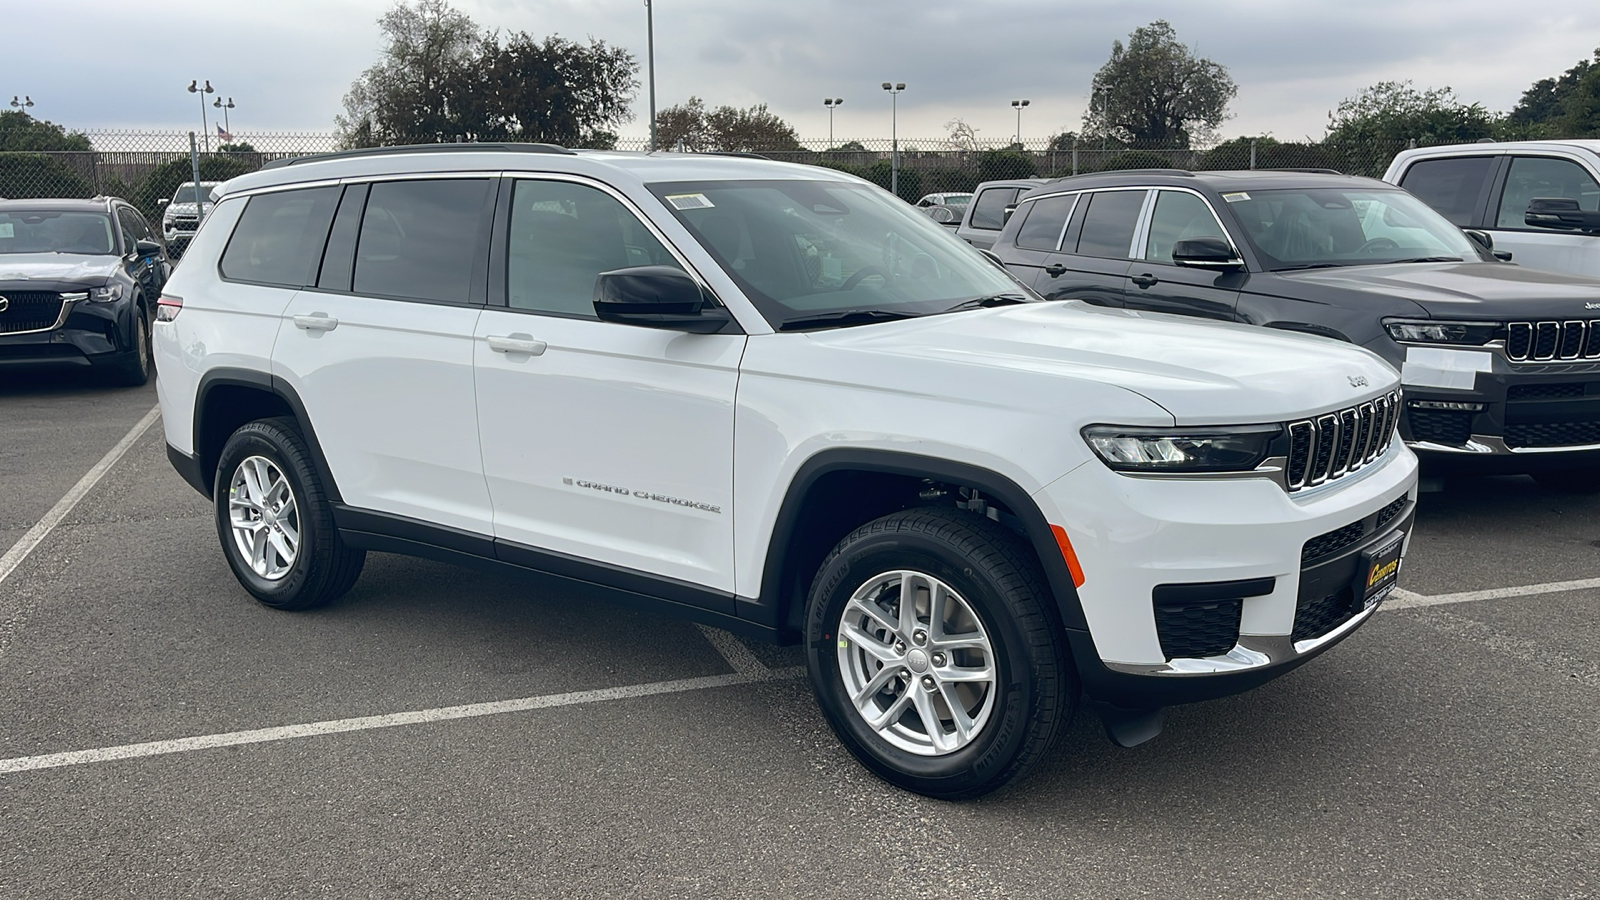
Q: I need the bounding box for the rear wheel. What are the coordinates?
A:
[805,507,1075,799]
[214,417,365,610]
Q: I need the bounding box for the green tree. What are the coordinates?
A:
[0,110,92,152]
[1324,81,1498,147]
[337,0,480,147]
[1083,20,1237,146]
[1509,48,1600,137]
[469,32,638,147]
[0,154,94,199]
[217,141,257,153]
[654,98,801,152]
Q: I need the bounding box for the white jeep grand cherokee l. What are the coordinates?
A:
[155,144,1418,798]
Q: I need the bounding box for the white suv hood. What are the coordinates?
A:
[814,302,1399,424]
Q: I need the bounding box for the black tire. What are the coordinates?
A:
[804,507,1075,799]
[107,303,152,387]
[1532,468,1600,494]
[213,417,365,610]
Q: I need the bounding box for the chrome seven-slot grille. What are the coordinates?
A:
[1504,320,1600,362]
[1285,392,1400,492]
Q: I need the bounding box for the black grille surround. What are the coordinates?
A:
[0,291,66,334]
[1505,420,1600,448]
[1154,599,1243,660]
[1407,407,1474,446]
[1285,392,1400,491]
[1302,494,1409,564]
[1292,587,1356,642]
[1294,493,1413,643]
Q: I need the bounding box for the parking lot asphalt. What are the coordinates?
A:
[2,383,1597,899]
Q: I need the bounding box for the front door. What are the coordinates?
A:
[1486,155,1600,276]
[1122,189,1243,321]
[473,176,745,601]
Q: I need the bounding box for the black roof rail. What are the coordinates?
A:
[261,142,575,171]
[1051,168,1194,179]
[1258,167,1345,175]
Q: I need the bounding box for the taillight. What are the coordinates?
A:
[155,294,183,322]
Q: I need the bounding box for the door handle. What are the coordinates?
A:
[1044,264,1067,277]
[486,334,548,356]
[293,313,339,331]
[1130,273,1160,289]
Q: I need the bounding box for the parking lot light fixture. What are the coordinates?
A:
[213,96,235,136]
[824,98,843,147]
[187,79,215,151]
[883,82,905,197]
[10,95,34,112]
[1011,99,1030,144]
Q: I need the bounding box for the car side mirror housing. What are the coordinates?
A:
[1001,205,1017,225]
[133,239,163,257]
[593,265,731,334]
[157,199,169,208]
[1172,237,1245,270]
[1525,197,1600,234]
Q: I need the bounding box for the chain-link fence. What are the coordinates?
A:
[0,128,1492,223]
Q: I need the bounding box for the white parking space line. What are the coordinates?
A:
[0,405,161,590]
[1,666,807,776]
[1387,578,1600,611]
[696,623,772,675]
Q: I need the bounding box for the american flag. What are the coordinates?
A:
[216,124,233,142]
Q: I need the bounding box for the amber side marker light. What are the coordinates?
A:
[1050,525,1085,588]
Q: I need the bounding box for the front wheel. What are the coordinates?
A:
[214,417,365,610]
[107,304,152,387]
[805,508,1075,799]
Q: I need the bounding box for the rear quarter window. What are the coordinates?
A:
[219,187,341,287]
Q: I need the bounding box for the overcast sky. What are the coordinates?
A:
[9,0,1600,144]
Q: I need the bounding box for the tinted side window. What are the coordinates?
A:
[354,179,491,303]
[219,187,340,287]
[970,187,1020,230]
[1495,156,1600,229]
[1073,190,1146,259]
[1014,194,1077,251]
[1144,191,1229,263]
[118,208,152,243]
[507,179,680,318]
[1400,157,1494,226]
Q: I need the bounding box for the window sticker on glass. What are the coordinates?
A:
[1222,192,1251,203]
[666,193,715,210]
[0,223,13,238]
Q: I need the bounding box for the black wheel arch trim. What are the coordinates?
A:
[191,367,343,504]
[752,448,1091,642]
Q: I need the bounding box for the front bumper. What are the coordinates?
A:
[0,296,134,369]
[1033,440,1418,708]
[1399,348,1600,472]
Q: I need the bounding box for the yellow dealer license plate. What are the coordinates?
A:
[1358,531,1404,610]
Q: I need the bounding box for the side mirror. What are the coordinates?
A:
[1494,250,1514,262]
[1462,228,1493,250]
[1172,236,1245,270]
[157,199,169,208]
[133,239,163,257]
[1525,198,1600,234]
[593,266,731,333]
[1001,205,1017,225]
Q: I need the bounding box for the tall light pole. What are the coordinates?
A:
[645,0,656,151]
[881,82,904,197]
[213,96,235,136]
[10,95,34,113]
[187,80,214,151]
[1011,99,1030,144]
[823,98,843,147]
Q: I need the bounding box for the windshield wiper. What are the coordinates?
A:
[777,309,923,332]
[939,293,1031,313]
[1382,256,1463,264]
[1271,263,1347,272]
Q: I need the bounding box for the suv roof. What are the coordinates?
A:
[1393,138,1600,159]
[1023,169,1394,197]
[0,197,121,213]
[221,145,847,199]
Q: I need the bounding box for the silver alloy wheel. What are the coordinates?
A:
[835,569,997,756]
[227,455,300,581]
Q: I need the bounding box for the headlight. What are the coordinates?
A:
[89,284,126,303]
[1383,319,1497,345]
[1083,424,1281,473]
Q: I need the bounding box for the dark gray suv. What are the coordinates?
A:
[989,169,1600,490]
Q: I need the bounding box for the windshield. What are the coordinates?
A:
[1225,187,1482,270]
[170,182,220,204]
[649,179,1026,328]
[0,211,116,255]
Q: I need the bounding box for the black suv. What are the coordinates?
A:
[0,197,169,385]
[990,169,1600,490]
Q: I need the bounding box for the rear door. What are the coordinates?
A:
[1122,188,1244,321]
[1031,188,1146,307]
[997,192,1078,288]
[1483,154,1600,276]
[271,177,496,536]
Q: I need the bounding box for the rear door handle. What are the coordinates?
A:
[1044,264,1067,277]
[486,334,548,356]
[293,313,339,331]
[1130,273,1160,289]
